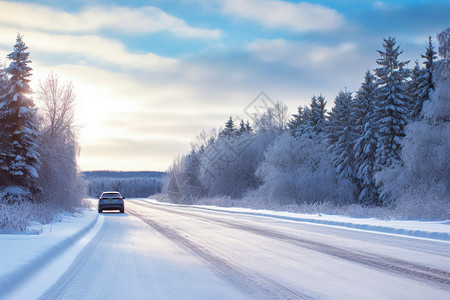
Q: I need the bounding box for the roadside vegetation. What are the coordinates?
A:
[163,28,450,220]
[0,35,86,232]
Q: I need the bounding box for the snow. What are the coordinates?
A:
[1,198,449,299]
[145,199,450,242]
[0,208,99,299]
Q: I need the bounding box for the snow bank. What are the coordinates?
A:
[0,208,99,298]
[145,199,450,242]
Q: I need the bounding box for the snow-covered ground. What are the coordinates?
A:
[1,198,449,299]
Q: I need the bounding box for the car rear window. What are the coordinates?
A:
[101,193,121,198]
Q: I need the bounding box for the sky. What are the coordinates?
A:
[0,0,448,171]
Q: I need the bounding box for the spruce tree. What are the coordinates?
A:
[327,90,355,180]
[238,119,246,135]
[421,36,437,92]
[305,95,327,136]
[353,71,379,205]
[408,61,428,120]
[219,116,236,137]
[0,34,41,192]
[287,106,305,131]
[374,36,410,170]
[245,120,253,133]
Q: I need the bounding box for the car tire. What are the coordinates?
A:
[120,208,124,213]
[98,209,102,213]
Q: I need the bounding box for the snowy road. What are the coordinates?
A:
[39,199,450,299]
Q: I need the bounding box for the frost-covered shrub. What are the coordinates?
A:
[0,201,57,233]
[256,132,357,205]
[200,132,270,199]
[0,186,32,203]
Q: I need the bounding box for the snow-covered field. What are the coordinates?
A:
[1,198,449,299]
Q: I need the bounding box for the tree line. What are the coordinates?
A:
[164,28,449,219]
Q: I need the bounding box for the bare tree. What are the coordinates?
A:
[35,72,85,210]
[37,72,76,139]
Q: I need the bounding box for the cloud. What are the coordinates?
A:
[220,0,345,32]
[246,38,357,66]
[0,1,221,39]
[0,27,178,71]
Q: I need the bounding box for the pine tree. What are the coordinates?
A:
[310,95,327,134]
[238,119,248,135]
[219,116,236,138]
[245,120,253,133]
[294,106,311,137]
[437,27,449,76]
[0,34,41,193]
[421,36,437,92]
[408,61,428,120]
[374,36,410,170]
[327,90,356,180]
[305,95,327,136]
[409,37,437,120]
[287,106,305,131]
[353,71,379,205]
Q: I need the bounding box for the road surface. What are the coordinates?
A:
[39,199,450,299]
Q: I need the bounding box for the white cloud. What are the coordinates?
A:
[246,38,357,66]
[0,27,178,71]
[220,0,345,32]
[0,1,221,39]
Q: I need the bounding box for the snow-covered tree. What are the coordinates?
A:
[327,90,356,181]
[408,37,437,120]
[353,71,379,205]
[238,119,253,135]
[421,36,437,92]
[374,36,410,172]
[35,73,85,210]
[437,27,449,76]
[375,57,450,218]
[219,116,236,138]
[408,61,429,120]
[256,132,356,205]
[0,34,41,194]
[287,106,304,131]
[200,133,261,198]
[306,95,327,135]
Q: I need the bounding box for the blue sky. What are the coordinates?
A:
[0,0,449,171]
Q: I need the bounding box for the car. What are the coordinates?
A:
[98,191,125,213]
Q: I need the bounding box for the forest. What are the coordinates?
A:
[163,28,449,220]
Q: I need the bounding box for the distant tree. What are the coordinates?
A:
[219,116,236,138]
[0,34,41,194]
[272,101,289,130]
[287,106,304,131]
[307,95,327,135]
[245,120,253,133]
[353,71,379,205]
[293,106,311,137]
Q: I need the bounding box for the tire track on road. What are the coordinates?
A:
[127,206,309,300]
[131,201,450,291]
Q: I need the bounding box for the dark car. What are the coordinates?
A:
[98,191,125,213]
